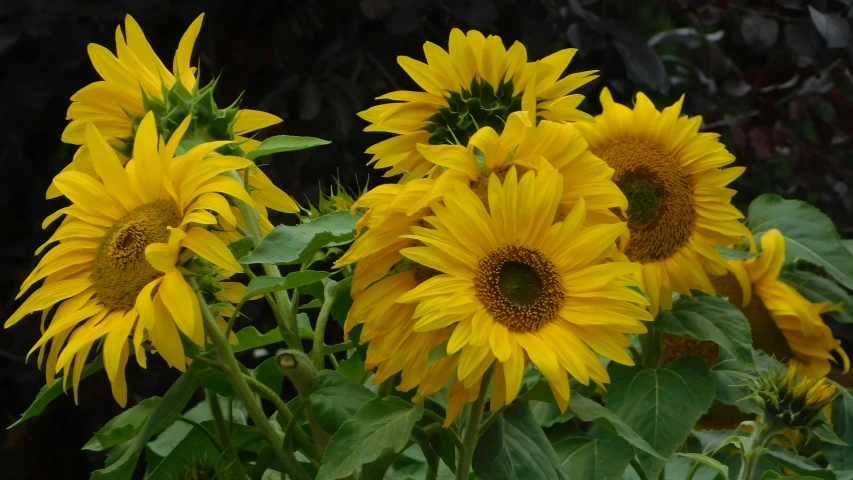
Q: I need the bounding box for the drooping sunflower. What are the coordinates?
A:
[360,29,598,178]
[56,14,297,216]
[395,168,652,413]
[714,229,849,379]
[6,113,251,405]
[578,88,751,315]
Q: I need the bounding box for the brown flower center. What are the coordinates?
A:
[595,141,695,263]
[92,200,181,311]
[474,245,563,332]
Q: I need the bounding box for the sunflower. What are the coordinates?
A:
[6,112,252,406]
[55,14,297,215]
[578,88,751,315]
[714,229,849,379]
[395,168,651,413]
[360,29,598,179]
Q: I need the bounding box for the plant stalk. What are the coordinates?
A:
[456,367,494,480]
[736,416,784,480]
[206,389,245,477]
[311,288,337,370]
[640,322,661,367]
[193,279,311,480]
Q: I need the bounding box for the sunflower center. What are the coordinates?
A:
[595,141,695,263]
[426,78,522,146]
[92,200,181,311]
[474,245,563,332]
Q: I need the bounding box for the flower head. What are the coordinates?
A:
[7,112,250,405]
[753,361,837,430]
[578,88,751,315]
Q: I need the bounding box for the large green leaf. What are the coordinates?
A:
[240,212,360,266]
[782,270,853,324]
[602,356,716,480]
[91,366,199,479]
[766,445,837,480]
[747,194,853,290]
[762,473,830,480]
[148,421,263,479]
[826,388,853,470]
[316,396,424,480]
[711,354,761,414]
[83,397,162,451]
[233,326,284,353]
[675,453,729,480]
[310,371,376,435]
[245,135,330,160]
[548,423,633,480]
[656,293,754,364]
[146,397,247,459]
[241,271,331,300]
[472,403,569,480]
[568,395,662,458]
[8,356,104,428]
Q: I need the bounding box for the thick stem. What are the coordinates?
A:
[206,390,245,477]
[640,322,661,368]
[193,279,311,480]
[456,368,494,480]
[241,372,316,460]
[278,351,329,453]
[736,416,784,480]
[311,290,337,370]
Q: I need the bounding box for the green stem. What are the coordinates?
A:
[630,459,650,480]
[241,372,316,460]
[278,351,330,454]
[456,367,493,480]
[312,289,337,370]
[640,322,661,367]
[477,405,507,437]
[377,375,396,398]
[206,390,243,476]
[178,414,223,452]
[192,278,311,480]
[684,461,701,480]
[736,416,784,480]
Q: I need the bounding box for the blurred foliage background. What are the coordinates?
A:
[1,0,852,477]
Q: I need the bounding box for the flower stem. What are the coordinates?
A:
[241,372,317,460]
[640,322,661,367]
[206,390,244,477]
[192,278,311,480]
[456,367,493,480]
[278,350,330,454]
[311,288,337,370]
[736,416,784,480]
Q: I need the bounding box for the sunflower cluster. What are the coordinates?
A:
[5,15,297,405]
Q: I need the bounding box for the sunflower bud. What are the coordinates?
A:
[751,361,837,430]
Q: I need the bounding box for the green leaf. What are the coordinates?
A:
[782,270,853,324]
[656,292,754,364]
[310,371,376,435]
[602,356,716,480]
[711,354,761,414]
[761,472,830,480]
[83,397,162,451]
[827,388,853,469]
[233,326,284,353]
[147,397,247,458]
[815,422,848,446]
[9,355,104,428]
[245,135,330,160]
[316,396,424,480]
[766,445,837,479]
[91,366,199,479]
[254,356,285,394]
[568,395,662,459]
[717,247,762,261]
[427,340,452,366]
[242,271,331,301]
[530,401,575,428]
[473,403,569,480]
[748,194,853,290]
[675,453,729,480]
[336,351,371,384]
[548,424,633,480]
[240,212,360,266]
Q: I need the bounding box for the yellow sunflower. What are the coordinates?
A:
[360,29,597,178]
[578,88,751,315]
[396,168,651,413]
[714,229,849,378]
[55,14,297,215]
[6,112,252,406]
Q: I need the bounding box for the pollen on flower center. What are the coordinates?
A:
[474,245,563,332]
[92,200,181,311]
[595,141,695,263]
[426,79,522,146]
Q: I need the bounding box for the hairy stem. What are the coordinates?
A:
[311,288,337,370]
[456,367,493,480]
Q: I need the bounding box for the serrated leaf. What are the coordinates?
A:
[748,194,853,291]
[310,371,376,435]
[232,326,284,353]
[9,356,104,428]
[717,247,762,261]
[245,135,330,160]
[568,395,662,459]
[336,351,371,384]
[473,403,569,480]
[808,6,849,48]
[602,356,716,480]
[83,397,162,451]
[656,293,754,364]
[548,424,633,480]
[241,271,331,300]
[316,396,423,480]
[782,270,853,324]
[675,453,729,480]
[240,212,360,265]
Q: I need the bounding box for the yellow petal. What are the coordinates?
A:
[183,227,242,274]
[158,270,196,339]
[234,109,282,134]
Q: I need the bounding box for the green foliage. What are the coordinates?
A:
[245,135,331,160]
[83,397,162,451]
[310,371,376,435]
[242,271,331,300]
[549,424,634,480]
[602,356,716,480]
[240,211,360,265]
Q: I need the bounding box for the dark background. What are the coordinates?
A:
[1,0,852,477]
